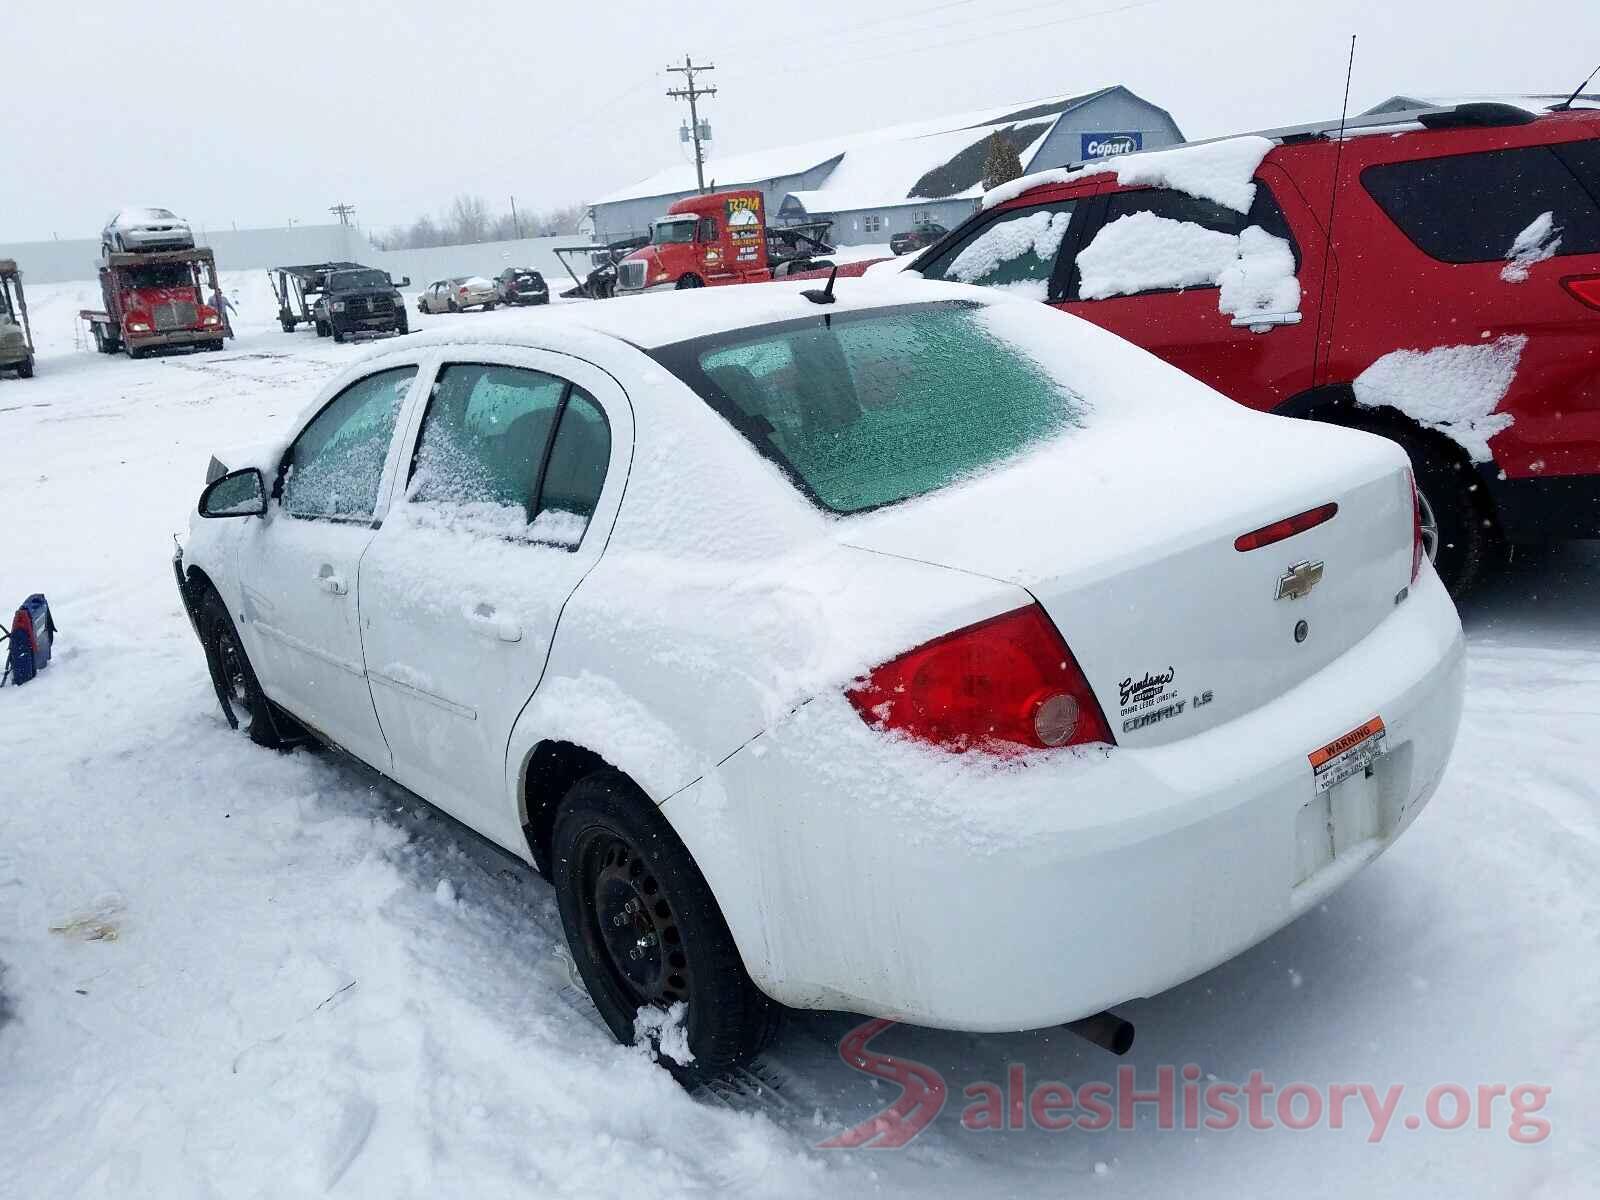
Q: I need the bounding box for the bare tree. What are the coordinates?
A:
[448,195,491,244]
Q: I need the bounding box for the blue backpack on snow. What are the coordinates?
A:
[3,594,57,686]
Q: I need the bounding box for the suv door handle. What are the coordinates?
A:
[315,567,348,596]
[464,603,522,643]
[1231,311,1303,332]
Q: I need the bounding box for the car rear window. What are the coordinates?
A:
[652,302,1084,514]
[1362,143,1600,263]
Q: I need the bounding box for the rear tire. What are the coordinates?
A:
[197,588,281,748]
[16,356,33,378]
[1352,419,1497,595]
[332,325,346,344]
[552,771,775,1079]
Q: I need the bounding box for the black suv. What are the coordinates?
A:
[313,268,409,342]
[495,267,550,306]
[890,222,948,255]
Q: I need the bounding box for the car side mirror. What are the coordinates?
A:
[199,467,267,518]
[393,275,411,287]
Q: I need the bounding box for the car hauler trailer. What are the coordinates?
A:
[613,190,834,296]
[0,260,35,378]
[80,247,225,358]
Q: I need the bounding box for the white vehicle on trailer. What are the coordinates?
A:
[173,278,1465,1075]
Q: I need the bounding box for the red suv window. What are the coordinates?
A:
[1361,142,1600,263]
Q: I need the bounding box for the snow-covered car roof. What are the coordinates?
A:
[110,206,183,226]
[397,277,1007,353]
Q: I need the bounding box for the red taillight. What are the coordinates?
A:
[1233,502,1339,552]
[846,605,1114,753]
[13,606,34,652]
[1409,470,1424,583]
[1562,274,1600,310]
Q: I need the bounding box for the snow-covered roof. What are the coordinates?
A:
[391,276,996,352]
[592,88,1119,208]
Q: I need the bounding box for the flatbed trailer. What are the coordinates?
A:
[79,247,225,358]
[269,261,364,333]
[0,259,35,378]
[554,237,649,300]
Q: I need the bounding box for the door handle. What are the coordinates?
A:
[1231,311,1303,333]
[464,602,522,643]
[315,567,348,596]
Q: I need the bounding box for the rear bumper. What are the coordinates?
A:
[674,566,1465,1030]
[1484,468,1600,541]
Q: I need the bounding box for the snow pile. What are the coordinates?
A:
[944,209,1071,298]
[1354,335,1527,461]
[1077,214,1300,319]
[1077,212,1238,299]
[1218,225,1302,318]
[982,135,1274,212]
[1501,211,1561,282]
[634,1001,695,1067]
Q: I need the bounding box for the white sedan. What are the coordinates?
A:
[100,206,195,255]
[176,279,1465,1075]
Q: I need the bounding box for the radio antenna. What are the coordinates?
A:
[1552,62,1599,111]
[1310,35,1356,390]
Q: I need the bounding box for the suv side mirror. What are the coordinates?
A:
[199,467,267,518]
[391,275,410,287]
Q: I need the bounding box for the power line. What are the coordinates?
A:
[666,56,717,193]
[328,202,356,226]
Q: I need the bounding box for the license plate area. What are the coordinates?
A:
[1294,717,1389,886]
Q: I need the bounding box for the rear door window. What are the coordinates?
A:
[918,201,1077,299]
[407,363,610,547]
[1362,145,1600,262]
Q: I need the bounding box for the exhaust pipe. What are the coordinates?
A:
[1064,1010,1135,1056]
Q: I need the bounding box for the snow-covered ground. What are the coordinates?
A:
[0,277,1596,1198]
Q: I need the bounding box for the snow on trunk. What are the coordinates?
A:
[1500,212,1561,282]
[1353,335,1527,462]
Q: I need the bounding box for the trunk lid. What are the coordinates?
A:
[841,411,1416,747]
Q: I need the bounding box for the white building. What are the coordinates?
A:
[588,86,1184,247]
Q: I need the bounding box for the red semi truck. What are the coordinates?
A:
[613,190,835,295]
[80,247,226,358]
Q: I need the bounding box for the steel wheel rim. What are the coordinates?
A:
[579,831,691,1009]
[216,630,251,711]
[1417,487,1441,562]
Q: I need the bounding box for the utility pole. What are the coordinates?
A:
[666,55,716,193]
[510,194,522,240]
[328,202,356,226]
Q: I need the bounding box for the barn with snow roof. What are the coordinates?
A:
[587,87,1183,247]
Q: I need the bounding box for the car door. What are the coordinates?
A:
[357,348,630,846]
[233,362,422,769]
[1054,170,1330,411]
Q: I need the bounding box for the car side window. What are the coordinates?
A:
[1362,145,1600,263]
[919,201,1076,300]
[1073,183,1299,301]
[281,366,417,521]
[409,364,567,534]
[532,391,611,548]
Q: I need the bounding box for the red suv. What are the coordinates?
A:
[905,100,1600,593]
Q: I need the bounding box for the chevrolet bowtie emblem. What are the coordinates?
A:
[1276,560,1324,601]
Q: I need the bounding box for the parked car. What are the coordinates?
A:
[100,207,195,256]
[418,276,498,313]
[890,221,948,255]
[176,280,1464,1076]
[310,267,408,342]
[901,99,1600,595]
[495,267,550,306]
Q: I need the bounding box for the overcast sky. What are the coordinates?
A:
[3,0,1594,241]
